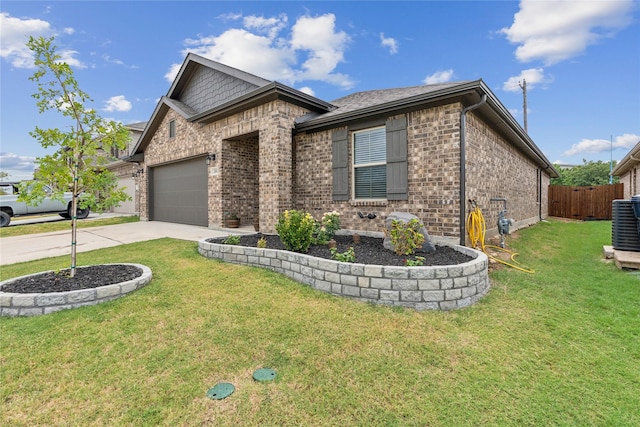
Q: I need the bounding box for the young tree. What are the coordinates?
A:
[21,36,131,277]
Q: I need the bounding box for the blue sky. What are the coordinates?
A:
[1,0,639,181]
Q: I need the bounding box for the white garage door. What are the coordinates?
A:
[113,176,136,214]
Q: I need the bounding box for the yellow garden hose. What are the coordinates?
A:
[466,201,535,274]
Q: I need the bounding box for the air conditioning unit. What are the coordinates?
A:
[612,199,640,252]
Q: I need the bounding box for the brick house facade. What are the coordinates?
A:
[130,53,557,245]
[612,140,640,198]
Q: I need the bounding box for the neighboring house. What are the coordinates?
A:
[130,53,557,244]
[105,121,146,214]
[612,140,640,198]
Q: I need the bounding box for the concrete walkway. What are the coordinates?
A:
[0,220,255,266]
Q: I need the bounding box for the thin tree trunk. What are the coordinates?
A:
[70,141,79,278]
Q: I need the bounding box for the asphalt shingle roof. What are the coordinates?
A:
[297,81,472,125]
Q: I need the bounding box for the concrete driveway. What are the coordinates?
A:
[0,220,255,266]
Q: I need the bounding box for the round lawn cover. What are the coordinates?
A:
[207,382,234,400]
[253,368,277,382]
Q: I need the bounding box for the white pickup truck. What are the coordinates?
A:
[0,182,89,227]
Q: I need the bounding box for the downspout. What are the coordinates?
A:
[459,94,487,246]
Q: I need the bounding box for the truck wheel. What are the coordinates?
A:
[0,211,10,227]
[77,207,90,219]
[67,205,90,220]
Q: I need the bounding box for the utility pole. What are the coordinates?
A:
[519,79,528,133]
[610,135,613,184]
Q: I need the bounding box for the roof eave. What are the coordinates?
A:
[191,82,335,124]
[612,141,640,176]
[294,80,485,133]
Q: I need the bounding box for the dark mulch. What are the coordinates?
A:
[1,265,143,294]
[208,234,474,266]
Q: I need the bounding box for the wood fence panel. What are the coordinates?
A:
[548,184,624,220]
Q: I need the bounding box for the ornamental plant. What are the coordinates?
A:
[330,246,355,263]
[404,256,426,266]
[390,219,425,256]
[314,210,341,244]
[276,210,316,252]
[222,235,241,245]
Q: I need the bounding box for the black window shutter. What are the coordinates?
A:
[386,116,408,200]
[332,129,349,201]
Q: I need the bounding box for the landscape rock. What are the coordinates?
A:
[383,212,436,254]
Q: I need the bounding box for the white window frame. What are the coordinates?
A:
[352,126,386,200]
[169,120,176,139]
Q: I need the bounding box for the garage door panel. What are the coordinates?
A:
[113,176,136,214]
[151,158,208,226]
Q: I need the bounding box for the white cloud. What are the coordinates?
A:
[423,69,454,85]
[103,54,138,69]
[298,86,315,96]
[500,0,634,65]
[0,12,52,68]
[164,63,182,83]
[103,95,132,112]
[166,13,354,89]
[380,33,398,54]
[564,133,640,156]
[0,12,84,69]
[0,152,37,180]
[58,49,86,69]
[243,14,288,39]
[503,67,553,92]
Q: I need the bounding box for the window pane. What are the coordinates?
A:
[355,165,386,198]
[354,128,386,165]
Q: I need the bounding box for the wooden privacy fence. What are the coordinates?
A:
[548,184,624,220]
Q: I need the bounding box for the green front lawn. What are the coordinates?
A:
[1,220,638,426]
[0,215,139,238]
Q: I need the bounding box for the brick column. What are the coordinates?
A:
[258,124,293,233]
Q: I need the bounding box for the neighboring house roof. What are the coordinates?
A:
[612,140,640,176]
[124,121,147,132]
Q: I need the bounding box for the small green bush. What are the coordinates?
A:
[404,256,425,266]
[313,211,341,244]
[276,210,316,253]
[257,236,267,248]
[222,235,241,245]
[390,219,425,256]
[330,246,355,263]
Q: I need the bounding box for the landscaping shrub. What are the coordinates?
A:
[276,210,316,252]
[390,219,425,255]
[314,211,341,244]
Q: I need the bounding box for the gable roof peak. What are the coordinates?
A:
[167,53,272,99]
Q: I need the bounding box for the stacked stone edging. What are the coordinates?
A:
[0,263,152,317]
[198,239,489,310]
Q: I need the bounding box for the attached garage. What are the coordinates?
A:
[150,157,208,226]
[113,176,136,214]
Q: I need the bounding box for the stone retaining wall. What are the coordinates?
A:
[198,240,489,310]
[0,264,152,317]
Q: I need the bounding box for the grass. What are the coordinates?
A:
[1,219,638,426]
[0,215,139,238]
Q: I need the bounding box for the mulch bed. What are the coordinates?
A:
[208,234,474,267]
[1,264,143,294]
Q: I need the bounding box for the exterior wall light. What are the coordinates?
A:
[206,153,216,165]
